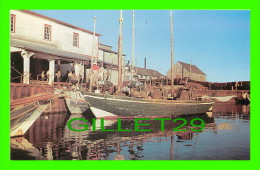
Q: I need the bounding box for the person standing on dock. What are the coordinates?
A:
[46,70,50,82]
[55,71,61,82]
[89,64,99,91]
[68,71,73,83]
[41,70,45,81]
[70,71,78,85]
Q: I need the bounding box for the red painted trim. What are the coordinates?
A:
[11,14,16,33]
[73,32,79,47]
[20,10,102,36]
[44,24,52,41]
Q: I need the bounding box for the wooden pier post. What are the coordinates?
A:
[117,10,123,93]
[48,60,55,85]
[21,50,34,84]
[170,10,174,98]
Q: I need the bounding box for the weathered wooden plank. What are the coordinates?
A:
[11,104,49,137]
[11,93,57,108]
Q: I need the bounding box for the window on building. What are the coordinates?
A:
[11,14,16,33]
[44,24,51,41]
[73,33,79,47]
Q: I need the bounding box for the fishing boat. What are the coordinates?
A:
[83,10,214,117]
[83,91,214,117]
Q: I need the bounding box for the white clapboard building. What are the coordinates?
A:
[10,10,101,84]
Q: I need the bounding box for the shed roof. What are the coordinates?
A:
[134,67,164,77]
[170,61,206,75]
[178,61,206,75]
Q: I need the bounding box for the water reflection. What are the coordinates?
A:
[213,103,250,119]
[11,103,250,160]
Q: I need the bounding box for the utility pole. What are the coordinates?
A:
[170,10,174,98]
[118,10,123,92]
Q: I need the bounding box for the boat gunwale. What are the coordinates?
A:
[83,91,215,105]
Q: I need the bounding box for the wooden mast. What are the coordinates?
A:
[170,10,174,98]
[117,10,123,92]
[91,15,97,68]
[89,15,97,92]
[131,10,135,81]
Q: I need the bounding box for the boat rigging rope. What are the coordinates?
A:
[11,66,23,76]
[11,66,34,80]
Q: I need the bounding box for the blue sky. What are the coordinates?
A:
[33,10,250,82]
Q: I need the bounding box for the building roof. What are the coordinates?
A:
[99,43,112,48]
[134,67,165,77]
[99,43,126,56]
[11,39,120,66]
[99,47,116,54]
[19,10,102,36]
[178,61,206,75]
[11,38,93,61]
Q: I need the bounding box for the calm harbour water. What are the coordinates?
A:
[11,103,250,160]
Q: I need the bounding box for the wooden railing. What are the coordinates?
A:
[11,82,88,101]
[10,83,54,101]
